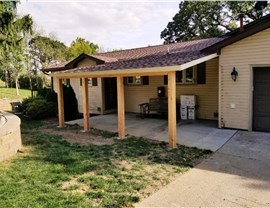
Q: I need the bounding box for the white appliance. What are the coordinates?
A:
[180,106,187,120]
[180,95,196,120]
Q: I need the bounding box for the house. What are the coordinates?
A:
[43,14,270,147]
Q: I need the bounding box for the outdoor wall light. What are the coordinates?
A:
[231,67,238,82]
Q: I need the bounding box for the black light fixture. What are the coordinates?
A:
[231,67,238,82]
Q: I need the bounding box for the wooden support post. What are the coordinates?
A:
[117,76,125,139]
[82,78,90,132]
[168,71,177,148]
[57,78,64,127]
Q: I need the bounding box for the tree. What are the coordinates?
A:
[28,35,68,88]
[67,37,99,59]
[0,1,33,95]
[161,1,270,43]
[29,35,68,69]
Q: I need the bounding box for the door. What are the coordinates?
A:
[253,67,270,132]
[104,78,117,110]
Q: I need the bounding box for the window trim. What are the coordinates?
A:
[88,78,98,87]
[126,76,143,85]
[176,66,197,84]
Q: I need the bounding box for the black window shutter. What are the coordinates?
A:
[197,62,206,84]
[92,78,98,86]
[80,78,82,86]
[142,76,149,85]
[164,75,168,85]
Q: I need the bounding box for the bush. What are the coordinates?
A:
[21,96,57,120]
[63,85,79,121]
[21,96,43,111]
[21,85,78,121]
[37,88,57,103]
[26,98,57,120]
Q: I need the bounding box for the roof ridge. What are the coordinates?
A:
[98,37,219,55]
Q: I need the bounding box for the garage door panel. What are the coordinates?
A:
[253,117,270,132]
[253,67,270,132]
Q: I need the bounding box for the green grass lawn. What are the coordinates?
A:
[0,118,212,207]
[0,80,5,87]
[0,87,32,100]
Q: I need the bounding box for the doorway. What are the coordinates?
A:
[104,78,117,110]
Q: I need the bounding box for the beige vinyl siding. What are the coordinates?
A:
[219,28,270,130]
[177,58,218,120]
[124,58,219,120]
[52,56,103,115]
[77,58,96,67]
[124,76,163,113]
[77,78,103,114]
[53,77,102,115]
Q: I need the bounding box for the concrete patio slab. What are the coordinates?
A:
[135,131,270,207]
[66,113,237,151]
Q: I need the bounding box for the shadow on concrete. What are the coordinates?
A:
[66,113,237,152]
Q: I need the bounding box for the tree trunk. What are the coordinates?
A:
[29,76,33,97]
[15,77,19,96]
[5,70,9,88]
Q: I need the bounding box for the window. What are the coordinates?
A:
[164,63,206,85]
[185,67,194,83]
[126,76,142,85]
[88,78,98,86]
[64,79,70,86]
[80,78,98,86]
[176,66,196,84]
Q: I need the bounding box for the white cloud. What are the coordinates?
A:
[18,1,179,50]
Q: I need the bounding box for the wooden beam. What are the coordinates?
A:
[168,71,177,148]
[117,76,125,139]
[82,78,90,131]
[52,69,174,79]
[51,70,168,79]
[57,78,64,127]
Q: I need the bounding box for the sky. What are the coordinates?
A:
[17,0,180,51]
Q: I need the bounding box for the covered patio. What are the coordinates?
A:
[51,38,225,149]
[66,114,237,151]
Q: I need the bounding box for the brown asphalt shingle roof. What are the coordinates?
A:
[57,37,224,74]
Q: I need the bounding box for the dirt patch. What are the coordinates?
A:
[42,128,114,146]
[112,160,135,170]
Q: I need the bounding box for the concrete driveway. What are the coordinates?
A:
[136,131,270,207]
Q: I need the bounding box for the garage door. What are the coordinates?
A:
[253,67,270,132]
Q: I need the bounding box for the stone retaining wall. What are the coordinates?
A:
[0,111,22,162]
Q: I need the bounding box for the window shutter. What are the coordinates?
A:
[142,76,149,85]
[197,62,206,84]
[92,78,98,86]
[80,78,82,86]
[164,75,168,85]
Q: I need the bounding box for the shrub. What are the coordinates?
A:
[63,85,78,121]
[37,88,57,103]
[26,99,57,120]
[21,96,43,111]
